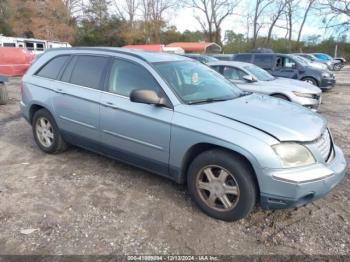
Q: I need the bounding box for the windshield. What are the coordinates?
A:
[291,55,308,66]
[154,61,243,104]
[244,64,275,81]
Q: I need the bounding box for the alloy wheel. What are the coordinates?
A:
[196,165,240,212]
[36,117,54,148]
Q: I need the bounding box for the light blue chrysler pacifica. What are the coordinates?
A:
[20,48,347,221]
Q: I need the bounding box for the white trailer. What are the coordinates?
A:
[0,35,71,54]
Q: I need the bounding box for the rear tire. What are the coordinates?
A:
[302,77,318,86]
[187,150,257,221]
[0,83,8,105]
[32,108,67,154]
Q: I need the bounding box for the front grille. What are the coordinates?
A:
[313,129,333,162]
[312,94,320,100]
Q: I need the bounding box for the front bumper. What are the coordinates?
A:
[291,95,321,111]
[320,76,336,89]
[260,145,347,209]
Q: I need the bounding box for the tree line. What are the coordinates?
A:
[0,0,349,56]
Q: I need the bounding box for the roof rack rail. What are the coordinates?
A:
[45,47,148,62]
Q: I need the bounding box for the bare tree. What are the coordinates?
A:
[266,0,287,43]
[62,0,83,18]
[114,0,140,25]
[296,0,316,43]
[251,0,274,47]
[322,0,350,32]
[139,0,179,43]
[191,0,239,44]
[86,0,110,25]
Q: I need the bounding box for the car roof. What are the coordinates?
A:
[44,47,191,63]
[207,61,252,67]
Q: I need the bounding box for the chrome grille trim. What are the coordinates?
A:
[312,129,334,163]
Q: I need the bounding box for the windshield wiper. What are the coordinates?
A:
[187,97,233,105]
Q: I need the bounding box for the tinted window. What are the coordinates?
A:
[108,59,160,97]
[3,43,16,47]
[254,54,273,68]
[234,54,252,62]
[223,66,246,80]
[26,42,34,50]
[69,56,109,89]
[36,55,69,79]
[36,43,44,51]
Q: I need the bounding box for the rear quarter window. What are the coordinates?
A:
[36,55,70,80]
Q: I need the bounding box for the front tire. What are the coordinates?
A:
[302,77,318,86]
[187,150,257,221]
[32,109,67,154]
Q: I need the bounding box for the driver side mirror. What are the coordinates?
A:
[130,89,167,107]
[243,75,257,83]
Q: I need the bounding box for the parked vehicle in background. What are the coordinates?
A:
[0,35,71,54]
[292,54,328,70]
[21,47,347,221]
[0,75,8,105]
[295,53,333,70]
[0,47,36,76]
[208,61,322,111]
[313,53,345,71]
[211,54,234,61]
[233,53,336,90]
[183,54,219,64]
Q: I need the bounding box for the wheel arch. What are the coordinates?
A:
[179,143,261,195]
[301,76,319,87]
[270,93,291,101]
[28,103,53,124]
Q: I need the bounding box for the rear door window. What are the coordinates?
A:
[36,55,70,80]
[254,54,273,68]
[68,55,109,89]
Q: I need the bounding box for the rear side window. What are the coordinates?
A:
[36,55,69,80]
[108,59,160,97]
[234,54,252,62]
[254,54,273,68]
[69,55,109,89]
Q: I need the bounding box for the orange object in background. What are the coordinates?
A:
[0,47,36,76]
[122,44,164,52]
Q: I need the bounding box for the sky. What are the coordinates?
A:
[166,1,349,42]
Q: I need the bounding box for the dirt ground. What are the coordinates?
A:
[0,73,349,255]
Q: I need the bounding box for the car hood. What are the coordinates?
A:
[194,94,326,142]
[266,78,322,94]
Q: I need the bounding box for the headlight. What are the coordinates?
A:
[293,92,314,98]
[272,143,315,168]
[322,72,331,78]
